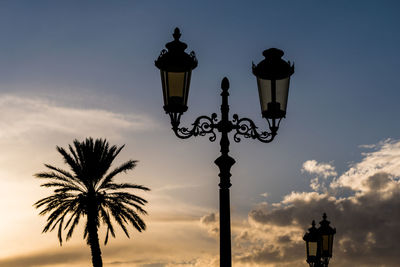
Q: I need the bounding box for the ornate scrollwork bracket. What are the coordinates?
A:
[232,114,278,143]
[169,112,219,141]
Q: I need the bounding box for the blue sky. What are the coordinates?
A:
[0,1,399,266]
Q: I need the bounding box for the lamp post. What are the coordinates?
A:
[303,213,336,267]
[155,28,294,267]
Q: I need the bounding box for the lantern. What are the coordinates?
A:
[318,213,336,258]
[155,28,198,114]
[252,48,294,119]
[303,220,320,264]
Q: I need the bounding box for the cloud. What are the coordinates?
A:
[0,94,157,141]
[301,160,337,192]
[331,138,400,192]
[200,212,217,225]
[359,144,376,149]
[199,212,219,237]
[233,139,400,267]
[109,257,220,267]
[165,258,219,267]
[302,160,337,178]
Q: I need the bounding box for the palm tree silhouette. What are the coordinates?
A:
[34,137,150,267]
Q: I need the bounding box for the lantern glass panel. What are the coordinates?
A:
[322,235,329,252]
[257,77,272,113]
[160,71,192,112]
[256,76,290,118]
[276,77,290,112]
[168,72,185,99]
[308,241,318,257]
[161,71,168,105]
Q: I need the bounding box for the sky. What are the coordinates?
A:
[0,1,400,266]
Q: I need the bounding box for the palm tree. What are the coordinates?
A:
[34,137,150,267]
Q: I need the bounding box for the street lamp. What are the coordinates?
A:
[303,213,336,267]
[155,28,294,267]
[303,220,320,266]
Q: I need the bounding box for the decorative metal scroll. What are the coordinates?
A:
[232,114,276,143]
[171,113,218,141]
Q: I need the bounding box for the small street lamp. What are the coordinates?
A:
[303,213,337,267]
[155,28,294,267]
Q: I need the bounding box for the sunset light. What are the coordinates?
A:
[0,1,399,267]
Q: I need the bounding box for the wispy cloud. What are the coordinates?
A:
[301,160,337,178]
[199,212,219,237]
[0,247,89,267]
[0,95,157,140]
[301,160,337,192]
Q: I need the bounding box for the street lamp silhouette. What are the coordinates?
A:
[155,27,294,267]
[303,213,336,267]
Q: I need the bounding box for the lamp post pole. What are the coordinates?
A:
[215,78,235,267]
[155,28,294,267]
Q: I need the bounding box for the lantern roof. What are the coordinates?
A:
[252,48,294,80]
[303,220,319,242]
[319,213,336,235]
[155,28,198,72]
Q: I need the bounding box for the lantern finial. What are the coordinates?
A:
[221,77,229,91]
[320,213,331,226]
[173,27,181,40]
[262,48,284,60]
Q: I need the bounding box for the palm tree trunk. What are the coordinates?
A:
[87,214,103,267]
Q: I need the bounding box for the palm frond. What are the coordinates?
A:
[43,164,86,187]
[65,208,83,241]
[125,208,146,232]
[97,161,138,190]
[105,183,149,192]
[35,171,74,184]
[100,206,115,245]
[39,182,83,193]
[107,191,148,205]
[43,164,74,179]
[106,200,131,237]
[56,146,84,183]
[57,217,64,245]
